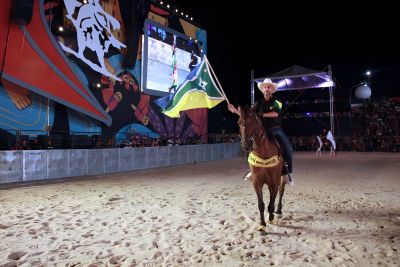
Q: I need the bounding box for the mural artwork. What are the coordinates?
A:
[0,0,209,149]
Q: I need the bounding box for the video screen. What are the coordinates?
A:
[141,19,201,96]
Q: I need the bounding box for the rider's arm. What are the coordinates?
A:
[227,103,240,116]
[262,111,278,118]
[262,99,281,118]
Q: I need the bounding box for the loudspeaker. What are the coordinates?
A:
[11,0,34,26]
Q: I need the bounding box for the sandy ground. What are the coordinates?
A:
[0,152,399,267]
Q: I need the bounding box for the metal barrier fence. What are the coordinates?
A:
[0,142,241,184]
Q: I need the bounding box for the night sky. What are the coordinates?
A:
[171,1,400,107]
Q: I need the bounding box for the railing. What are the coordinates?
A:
[0,142,241,184]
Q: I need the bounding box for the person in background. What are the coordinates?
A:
[10,140,23,150]
[21,139,31,150]
[316,135,323,156]
[188,53,198,72]
[30,138,42,150]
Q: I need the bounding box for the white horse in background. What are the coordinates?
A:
[316,135,323,156]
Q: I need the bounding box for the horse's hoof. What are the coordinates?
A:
[268,215,277,224]
[268,214,275,222]
[259,231,267,236]
[257,225,266,232]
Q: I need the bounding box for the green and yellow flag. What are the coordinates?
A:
[155,59,225,118]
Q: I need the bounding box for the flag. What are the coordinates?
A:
[155,59,225,118]
[327,130,336,150]
[169,36,178,93]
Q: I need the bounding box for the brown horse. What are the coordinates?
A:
[238,106,286,232]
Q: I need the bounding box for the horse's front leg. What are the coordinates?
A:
[253,182,266,232]
[267,184,279,223]
[276,176,286,218]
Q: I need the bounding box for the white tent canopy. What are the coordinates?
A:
[255,65,334,91]
[251,64,336,134]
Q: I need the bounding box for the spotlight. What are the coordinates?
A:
[58,26,64,32]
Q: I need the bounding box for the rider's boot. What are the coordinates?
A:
[284,162,294,186]
[243,171,251,181]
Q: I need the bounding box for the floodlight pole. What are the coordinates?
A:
[366,70,371,103]
[328,64,334,136]
[250,69,255,106]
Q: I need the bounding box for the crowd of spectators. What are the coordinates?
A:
[289,98,400,152]
[117,134,205,148]
[8,134,207,150]
[3,99,399,152]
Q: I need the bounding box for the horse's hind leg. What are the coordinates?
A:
[253,182,266,231]
[276,176,286,218]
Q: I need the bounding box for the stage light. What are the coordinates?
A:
[175,9,178,12]
[96,83,101,88]
[181,12,184,16]
[167,4,170,8]
[319,81,334,87]
[366,70,371,76]
[58,26,64,32]
[160,1,163,4]
[190,17,193,20]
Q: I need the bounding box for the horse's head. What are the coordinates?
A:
[238,106,263,152]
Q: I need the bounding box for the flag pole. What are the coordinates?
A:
[204,56,230,104]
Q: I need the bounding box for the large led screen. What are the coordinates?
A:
[141,19,201,96]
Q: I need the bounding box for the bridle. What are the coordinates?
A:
[240,111,263,152]
[240,127,256,152]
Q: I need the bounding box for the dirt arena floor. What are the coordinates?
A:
[0,152,399,266]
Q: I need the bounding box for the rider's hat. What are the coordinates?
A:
[257,78,278,93]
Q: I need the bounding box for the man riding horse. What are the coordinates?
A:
[228,78,294,185]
